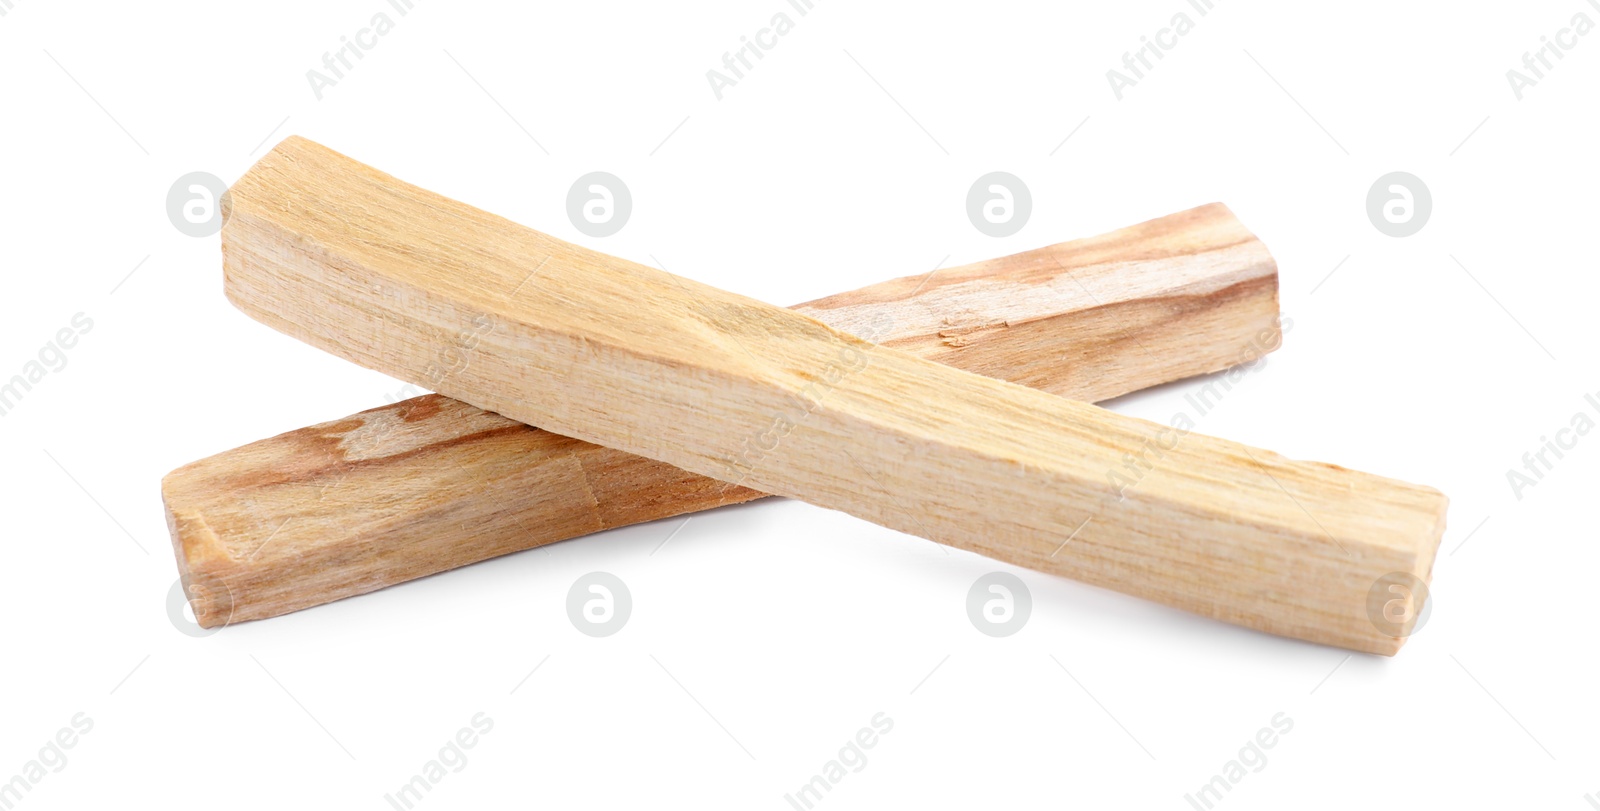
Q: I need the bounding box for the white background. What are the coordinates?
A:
[1,1,1596,808]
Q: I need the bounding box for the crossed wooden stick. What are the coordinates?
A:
[163,137,1445,654]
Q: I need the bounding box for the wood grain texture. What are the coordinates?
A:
[166,200,1280,628]
[215,137,1447,653]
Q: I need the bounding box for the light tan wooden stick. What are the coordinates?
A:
[216,137,1447,653]
[166,200,1280,628]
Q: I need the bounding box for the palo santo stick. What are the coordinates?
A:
[219,137,1447,653]
[166,201,1281,627]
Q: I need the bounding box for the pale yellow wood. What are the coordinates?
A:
[217,137,1447,653]
[166,202,1280,627]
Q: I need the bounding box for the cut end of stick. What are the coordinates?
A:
[1378,488,1448,656]
[162,473,237,629]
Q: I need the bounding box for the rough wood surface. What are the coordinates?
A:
[215,136,1447,653]
[167,199,1280,628]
